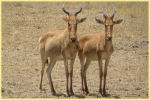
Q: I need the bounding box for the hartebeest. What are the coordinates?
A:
[39,5,86,96]
[78,9,123,96]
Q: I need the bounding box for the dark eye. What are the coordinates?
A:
[68,23,70,26]
[68,23,71,27]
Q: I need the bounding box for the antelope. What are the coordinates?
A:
[39,5,86,96]
[78,9,123,96]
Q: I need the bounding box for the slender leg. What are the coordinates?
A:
[39,61,46,90]
[39,47,47,90]
[103,57,110,96]
[70,57,76,96]
[83,59,91,94]
[81,64,84,94]
[46,60,56,95]
[64,58,70,96]
[78,51,85,94]
[97,52,103,96]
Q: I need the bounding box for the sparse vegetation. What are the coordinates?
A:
[2,2,148,98]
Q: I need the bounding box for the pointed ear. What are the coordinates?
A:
[113,19,123,24]
[78,17,86,23]
[62,16,69,22]
[95,18,104,24]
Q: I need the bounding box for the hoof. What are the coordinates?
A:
[67,94,70,97]
[84,88,89,95]
[66,91,70,97]
[102,90,107,97]
[70,91,74,96]
[102,94,107,97]
[85,90,89,95]
[81,88,84,94]
[102,92,109,97]
[39,86,42,90]
[97,93,103,98]
[52,91,56,96]
[81,89,89,95]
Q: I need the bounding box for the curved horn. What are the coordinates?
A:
[111,8,115,18]
[102,8,107,18]
[62,4,70,16]
[75,6,82,16]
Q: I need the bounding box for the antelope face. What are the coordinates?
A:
[62,5,86,43]
[104,16,114,41]
[95,9,123,41]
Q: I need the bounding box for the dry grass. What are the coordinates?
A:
[2,2,148,98]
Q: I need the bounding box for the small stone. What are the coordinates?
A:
[135,87,141,90]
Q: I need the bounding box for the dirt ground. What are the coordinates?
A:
[2,2,148,98]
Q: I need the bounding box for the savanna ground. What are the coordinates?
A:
[2,2,148,98]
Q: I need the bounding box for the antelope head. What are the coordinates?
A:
[95,8,123,41]
[62,4,86,43]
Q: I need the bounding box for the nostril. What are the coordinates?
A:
[72,39,76,42]
[71,38,76,42]
[107,37,112,41]
[108,37,112,40]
